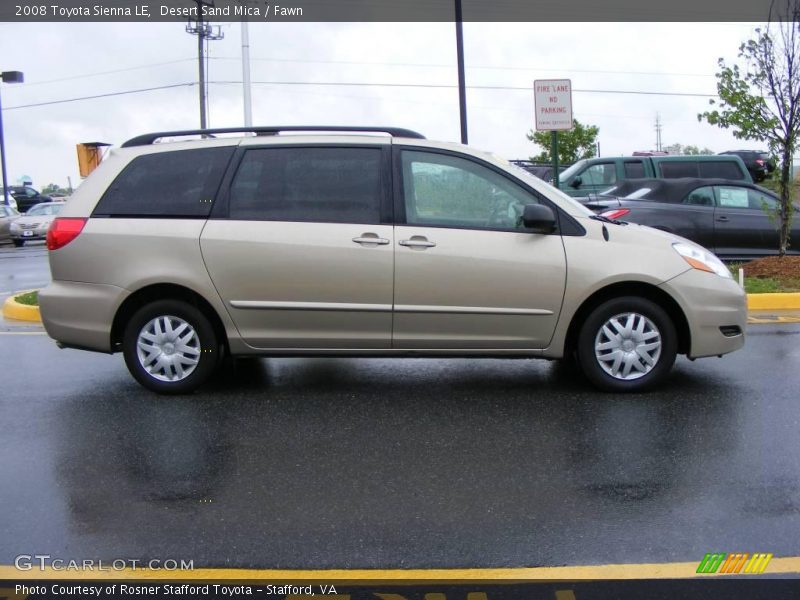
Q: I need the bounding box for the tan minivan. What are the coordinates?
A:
[39,127,746,394]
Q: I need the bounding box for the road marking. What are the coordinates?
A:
[1,557,799,580]
[0,331,45,335]
[748,316,800,324]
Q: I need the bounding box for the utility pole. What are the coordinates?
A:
[654,113,663,152]
[186,0,224,129]
[454,0,468,144]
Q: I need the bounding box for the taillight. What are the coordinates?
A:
[47,217,87,250]
[600,208,631,220]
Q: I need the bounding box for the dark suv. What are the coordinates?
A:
[718,150,776,182]
[2,186,53,212]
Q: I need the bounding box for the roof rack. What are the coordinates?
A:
[121,126,426,148]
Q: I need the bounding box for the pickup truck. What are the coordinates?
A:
[557,154,752,197]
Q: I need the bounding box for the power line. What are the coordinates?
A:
[12,60,196,87]
[221,79,717,97]
[3,83,195,110]
[209,56,715,78]
[5,56,715,92]
[2,79,714,112]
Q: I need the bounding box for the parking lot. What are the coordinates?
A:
[1,244,799,570]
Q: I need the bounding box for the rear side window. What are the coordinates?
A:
[682,186,715,206]
[623,161,646,178]
[659,161,698,178]
[699,161,744,179]
[228,147,383,224]
[94,147,234,217]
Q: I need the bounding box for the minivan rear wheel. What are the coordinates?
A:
[577,296,677,392]
[123,299,219,394]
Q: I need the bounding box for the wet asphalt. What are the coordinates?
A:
[1,243,799,570]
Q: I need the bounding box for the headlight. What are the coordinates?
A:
[10,222,20,231]
[673,242,731,278]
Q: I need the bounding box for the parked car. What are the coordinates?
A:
[558,154,753,197]
[718,150,776,182]
[39,126,746,395]
[579,178,799,261]
[0,204,21,245]
[1,186,53,212]
[10,201,65,247]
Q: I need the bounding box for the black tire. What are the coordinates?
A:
[576,296,677,393]
[13,239,24,247]
[122,299,220,394]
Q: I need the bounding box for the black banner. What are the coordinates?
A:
[3,580,800,600]
[0,0,784,23]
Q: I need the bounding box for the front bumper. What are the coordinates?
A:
[39,280,130,353]
[11,228,47,240]
[659,269,747,358]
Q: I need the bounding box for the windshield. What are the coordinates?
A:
[26,203,63,216]
[557,159,588,183]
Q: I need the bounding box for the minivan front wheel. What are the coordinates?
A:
[123,300,219,394]
[577,296,677,392]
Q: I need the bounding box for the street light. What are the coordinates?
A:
[0,70,24,206]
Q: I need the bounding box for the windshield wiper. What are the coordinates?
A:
[589,214,628,226]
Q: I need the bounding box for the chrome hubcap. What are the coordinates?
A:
[136,315,201,382]
[594,312,662,381]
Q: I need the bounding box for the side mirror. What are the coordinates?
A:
[522,204,556,233]
[570,175,582,189]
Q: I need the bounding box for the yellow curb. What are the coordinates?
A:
[2,290,41,322]
[747,292,800,310]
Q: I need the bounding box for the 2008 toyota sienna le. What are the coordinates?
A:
[38,126,746,394]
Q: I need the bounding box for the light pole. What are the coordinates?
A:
[454,0,468,145]
[0,70,24,206]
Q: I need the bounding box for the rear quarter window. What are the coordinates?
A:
[93,147,235,217]
[699,161,745,179]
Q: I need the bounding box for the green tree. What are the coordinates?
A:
[698,0,800,256]
[41,183,62,195]
[663,143,714,155]
[682,145,714,155]
[527,119,599,164]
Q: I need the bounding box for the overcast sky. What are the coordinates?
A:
[0,21,764,190]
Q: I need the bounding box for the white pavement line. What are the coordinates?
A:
[0,331,46,335]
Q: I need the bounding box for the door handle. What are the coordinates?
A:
[399,237,436,249]
[352,234,390,246]
[716,215,730,222]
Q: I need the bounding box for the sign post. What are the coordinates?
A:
[534,79,573,189]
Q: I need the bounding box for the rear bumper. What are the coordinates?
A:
[39,281,129,353]
[659,270,747,358]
